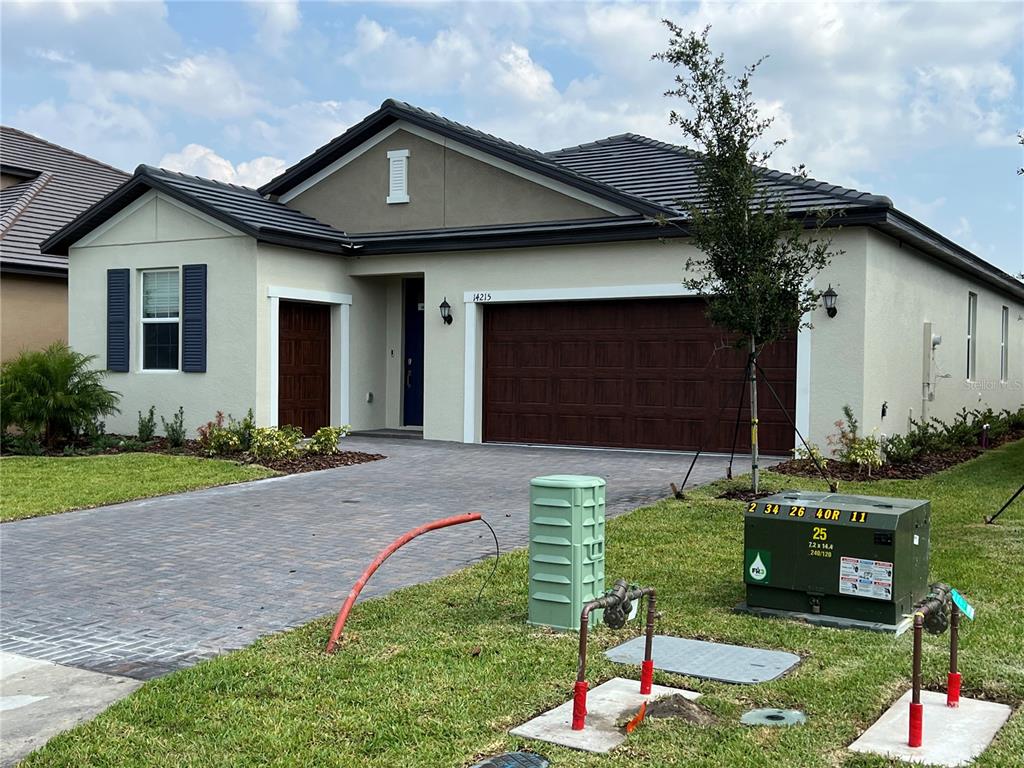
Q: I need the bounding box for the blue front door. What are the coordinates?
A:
[403,278,425,427]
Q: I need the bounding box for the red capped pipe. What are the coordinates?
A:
[325,512,482,653]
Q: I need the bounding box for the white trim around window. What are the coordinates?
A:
[266,286,353,428]
[967,291,978,381]
[139,267,181,373]
[461,283,810,452]
[1000,305,1009,382]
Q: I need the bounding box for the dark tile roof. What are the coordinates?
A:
[1,126,130,274]
[136,166,351,245]
[43,165,352,256]
[546,133,893,214]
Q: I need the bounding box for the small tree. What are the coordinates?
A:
[656,24,841,491]
[1,342,120,447]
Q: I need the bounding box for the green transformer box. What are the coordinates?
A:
[743,491,931,626]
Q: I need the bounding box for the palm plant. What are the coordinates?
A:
[1,343,120,447]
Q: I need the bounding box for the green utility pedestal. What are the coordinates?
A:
[527,475,606,631]
[744,491,931,627]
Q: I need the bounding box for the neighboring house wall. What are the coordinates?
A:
[860,229,1024,439]
[0,274,68,360]
[67,191,258,435]
[1,173,26,190]
[286,128,611,234]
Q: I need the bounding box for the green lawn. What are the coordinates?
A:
[0,453,277,522]
[21,442,1024,767]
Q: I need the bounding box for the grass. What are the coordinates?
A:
[0,453,278,522]
[20,441,1024,767]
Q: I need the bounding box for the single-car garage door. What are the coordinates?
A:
[483,298,796,454]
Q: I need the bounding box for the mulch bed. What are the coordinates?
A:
[771,430,1023,482]
[717,488,779,502]
[238,451,384,474]
[20,436,385,476]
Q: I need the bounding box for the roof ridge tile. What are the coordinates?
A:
[0,171,52,238]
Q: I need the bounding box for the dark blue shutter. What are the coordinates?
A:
[106,268,130,372]
[181,263,207,373]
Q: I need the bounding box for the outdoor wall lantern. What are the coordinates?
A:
[823,284,838,318]
[439,297,453,325]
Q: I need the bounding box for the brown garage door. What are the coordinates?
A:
[483,298,796,454]
[278,301,331,437]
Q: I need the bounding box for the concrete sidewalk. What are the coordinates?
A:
[0,652,141,767]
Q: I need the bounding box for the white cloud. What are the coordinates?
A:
[74,54,267,119]
[249,0,300,56]
[340,17,481,92]
[159,144,287,188]
[10,96,162,172]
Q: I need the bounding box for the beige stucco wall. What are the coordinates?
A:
[0,273,68,360]
[287,128,609,234]
[1,173,27,190]
[67,192,259,435]
[860,230,1024,439]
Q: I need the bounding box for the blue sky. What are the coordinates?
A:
[2,0,1022,274]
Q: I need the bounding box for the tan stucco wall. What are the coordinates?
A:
[287,129,609,234]
[860,230,1024,439]
[67,192,259,436]
[0,273,68,360]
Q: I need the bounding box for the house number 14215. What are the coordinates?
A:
[472,292,492,302]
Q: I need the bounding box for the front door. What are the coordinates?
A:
[403,278,425,427]
[278,301,331,436]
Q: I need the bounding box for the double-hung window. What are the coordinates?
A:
[966,291,977,380]
[141,269,180,370]
[1001,305,1009,382]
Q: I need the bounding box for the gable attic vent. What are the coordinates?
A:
[386,149,410,204]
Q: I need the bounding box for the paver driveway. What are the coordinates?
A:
[1,438,758,679]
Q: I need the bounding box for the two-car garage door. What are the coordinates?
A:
[483,298,796,454]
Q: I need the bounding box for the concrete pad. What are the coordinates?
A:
[849,689,1012,767]
[0,652,142,767]
[510,677,700,753]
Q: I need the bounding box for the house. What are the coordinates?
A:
[43,100,1023,452]
[1,127,129,360]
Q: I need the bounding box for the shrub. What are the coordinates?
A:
[197,412,242,456]
[827,405,882,474]
[86,419,120,453]
[0,343,120,447]
[882,433,920,464]
[792,442,828,468]
[249,426,302,461]
[161,406,187,449]
[307,425,351,455]
[137,406,157,442]
[1,432,44,456]
[196,409,255,455]
[116,437,146,452]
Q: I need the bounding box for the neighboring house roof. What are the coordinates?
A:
[44,165,354,256]
[0,126,130,276]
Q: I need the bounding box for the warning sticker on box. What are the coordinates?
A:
[839,556,894,601]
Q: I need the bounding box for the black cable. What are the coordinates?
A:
[475,517,500,601]
[986,483,1024,524]
[754,361,838,492]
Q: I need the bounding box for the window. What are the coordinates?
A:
[386,149,409,204]
[966,291,977,380]
[1001,305,1009,382]
[141,269,180,370]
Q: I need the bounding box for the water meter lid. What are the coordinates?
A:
[530,474,606,489]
